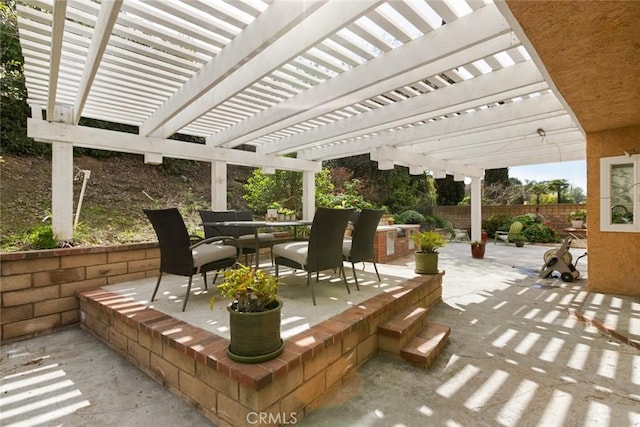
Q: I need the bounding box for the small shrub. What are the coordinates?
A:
[482,214,512,237]
[395,210,426,224]
[512,214,559,243]
[27,224,58,249]
[411,230,447,254]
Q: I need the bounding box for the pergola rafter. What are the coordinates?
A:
[15,0,586,240]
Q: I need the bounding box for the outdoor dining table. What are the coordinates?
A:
[201,220,312,268]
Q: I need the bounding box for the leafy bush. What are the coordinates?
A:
[27,224,58,249]
[411,230,447,254]
[324,179,375,210]
[421,215,438,230]
[512,214,559,243]
[395,210,426,224]
[482,214,513,238]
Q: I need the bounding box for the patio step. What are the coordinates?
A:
[400,322,450,369]
[378,306,430,354]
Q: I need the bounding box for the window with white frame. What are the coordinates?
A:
[600,155,639,232]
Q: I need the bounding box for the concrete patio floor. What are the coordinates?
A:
[2,242,638,426]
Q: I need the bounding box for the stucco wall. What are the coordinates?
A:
[586,126,640,296]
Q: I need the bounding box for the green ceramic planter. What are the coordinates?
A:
[227,299,284,363]
[414,252,439,274]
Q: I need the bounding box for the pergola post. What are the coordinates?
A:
[470,176,483,242]
[211,161,227,210]
[51,141,74,241]
[302,171,315,220]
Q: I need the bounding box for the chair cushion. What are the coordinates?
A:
[239,233,275,241]
[272,241,309,267]
[342,239,352,257]
[192,244,236,269]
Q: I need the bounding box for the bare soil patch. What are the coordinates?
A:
[0,153,252,251]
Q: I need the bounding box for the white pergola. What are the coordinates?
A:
[16,0,585,241]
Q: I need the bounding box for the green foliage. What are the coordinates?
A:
[394,210,426,224]
[567,208,587,221]
[27,224,58,249]
[322,178,375,210]
[244,167,377,214]
[243,169,301,214]
[435,175,465,206]
[547,179,570,203]
[326,156,437,216]
[512,214,559,243]
[411,230,447,254]
[482,214,513,237]
[214,264,279,313]
[0,1,43,155]
[485,168,509,186]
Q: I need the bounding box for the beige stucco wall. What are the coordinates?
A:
[586,125,640,296]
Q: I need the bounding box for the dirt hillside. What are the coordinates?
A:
[0,153,253,250]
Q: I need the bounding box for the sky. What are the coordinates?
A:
[509,160,587,193]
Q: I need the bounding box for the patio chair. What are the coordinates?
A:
[343,209,384,289]
[236,210,276,264]
[273,207,353,305]
[144,208,238,311]
[494,221,524,245]
[199,210,275,266]
[443,220,469,242]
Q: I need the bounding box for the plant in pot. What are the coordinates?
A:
[512,235,527,247]
[411,230,447,274]
[470,240,486,259]
[213,264,284,363]
[567,209,587,228]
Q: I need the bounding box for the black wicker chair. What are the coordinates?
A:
[342,209,384,289]
[144,208,238,311]
[198,210,275,266]
[272,207,352,305]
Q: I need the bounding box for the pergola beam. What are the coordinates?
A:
[28,119,321,172]
[373,146,484,178]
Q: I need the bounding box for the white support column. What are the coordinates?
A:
[302,171,315,220]
[470,177,482,242]
[211,161,227,210]
[51,142,74,241]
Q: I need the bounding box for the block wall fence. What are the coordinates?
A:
[0,203,584,343]
[433,203,587,234]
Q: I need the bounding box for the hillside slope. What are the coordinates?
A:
[0,153,253,251]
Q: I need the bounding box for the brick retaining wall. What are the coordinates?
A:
[0,242,160,342]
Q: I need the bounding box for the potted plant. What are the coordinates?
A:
[213,264,284,363]
[411,230,447,274]
[266,202,280,222]
[567,209,587,228]
[470,241,486,258]
[512,235,527,247]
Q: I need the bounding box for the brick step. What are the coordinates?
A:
[400,322,450,369]
[378,306,430,354]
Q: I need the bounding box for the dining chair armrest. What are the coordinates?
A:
[190,235,237,249]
